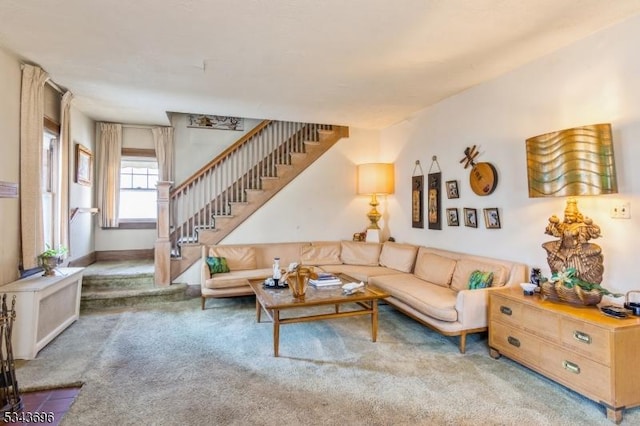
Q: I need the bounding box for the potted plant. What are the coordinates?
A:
[38,245,68,276]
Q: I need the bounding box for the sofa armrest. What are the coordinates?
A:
[201,260,210,288]
[455,287,505,329]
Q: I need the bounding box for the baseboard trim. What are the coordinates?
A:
[68,252,97,268]
[96,249,154,262]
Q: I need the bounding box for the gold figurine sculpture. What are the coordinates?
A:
[542,198,604,284]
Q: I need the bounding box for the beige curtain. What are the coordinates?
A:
[152,127,174,182]
[20,64,49,270]
[58,91,73,251]
[97,123,122,228]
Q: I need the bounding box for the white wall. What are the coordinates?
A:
[381,14,640,295]
[223,127,381,243]
[0,48,22,285]
[68,107,96,259]
[171,113,263,186]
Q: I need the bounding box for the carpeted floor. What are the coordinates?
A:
[15,297,640,425]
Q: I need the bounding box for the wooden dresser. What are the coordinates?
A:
[489,287,640,424]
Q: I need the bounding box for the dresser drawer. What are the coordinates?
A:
[490,294,526,327]
[490,321,540,364]
[491,294,560,343]
[560,317,611,365]
[522,304,560,343]
[541,344,612,403]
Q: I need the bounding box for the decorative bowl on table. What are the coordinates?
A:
[520,283,538,296]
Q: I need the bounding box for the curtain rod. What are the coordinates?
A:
[45,79,64,94]
[122,124,157,129]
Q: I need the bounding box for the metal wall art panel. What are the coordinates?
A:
[525,123,617,197]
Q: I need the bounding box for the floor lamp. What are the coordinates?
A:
[357,163,395,243]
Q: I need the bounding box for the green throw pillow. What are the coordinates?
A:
[468,270,494,290]
[206,256,230,276]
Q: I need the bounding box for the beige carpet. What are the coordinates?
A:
[15,297,639,425]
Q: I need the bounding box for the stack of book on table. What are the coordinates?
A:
[309,272,342,287]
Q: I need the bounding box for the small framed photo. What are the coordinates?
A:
[446,208,459,226]
[464,208,478,228]
[484,208,501,229]
[446,180,459,199]
[75,143,93,186]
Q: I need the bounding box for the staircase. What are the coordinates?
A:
[166,121,349,281]
[81,260,191,311]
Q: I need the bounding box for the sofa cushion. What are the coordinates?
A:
[451,259,507,292]
[378,242,418,273]
[203,268,272,290]
[301,242,341,266]
[369,274,458,322]
[205,256,230,276]
[413,251,457,288]
[468,270,494,289]
[318,264,402,283]
[339,241,381,266]
[208,246,257,270]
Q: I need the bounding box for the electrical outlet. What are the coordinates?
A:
[610,201,631,219]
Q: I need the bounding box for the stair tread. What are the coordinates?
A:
[83,260,154,275]
[83,272,154,280]
[82,283,187,300]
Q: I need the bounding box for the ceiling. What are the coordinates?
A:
[1,1,640,129]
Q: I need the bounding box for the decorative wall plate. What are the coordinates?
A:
[460,146,498,196]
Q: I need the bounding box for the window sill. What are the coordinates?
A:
[117,220,157,230]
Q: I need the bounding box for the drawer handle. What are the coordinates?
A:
[563,360,581,374]
[500,306,512,316]
[573,330,592,344]
[507,336,520,347]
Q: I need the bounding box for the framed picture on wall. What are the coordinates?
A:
[412,175,424,228]
[75,143,93,186]
[446,180,459,199]
[446,208,459,226]
[464,208,478,228]
[427,172,442,230]
[484,208,501,229]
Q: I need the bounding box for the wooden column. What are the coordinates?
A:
[155,181,172,286]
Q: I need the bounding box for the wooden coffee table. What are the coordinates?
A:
[249,274,389,357]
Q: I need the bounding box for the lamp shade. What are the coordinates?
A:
[357,163,395,195]
[525,123,617,197]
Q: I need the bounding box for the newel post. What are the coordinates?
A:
[155,181,173,286]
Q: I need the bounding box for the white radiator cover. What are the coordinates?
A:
[1,268,83,359]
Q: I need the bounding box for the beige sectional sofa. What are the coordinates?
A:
[201,240,526,353]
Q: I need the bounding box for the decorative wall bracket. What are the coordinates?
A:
[70,207,99,223]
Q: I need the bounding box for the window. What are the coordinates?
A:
[119,154,158,224]
[42,129,60,250]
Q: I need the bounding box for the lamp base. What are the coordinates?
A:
[541,197,604,284]
[365,229,381,243]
